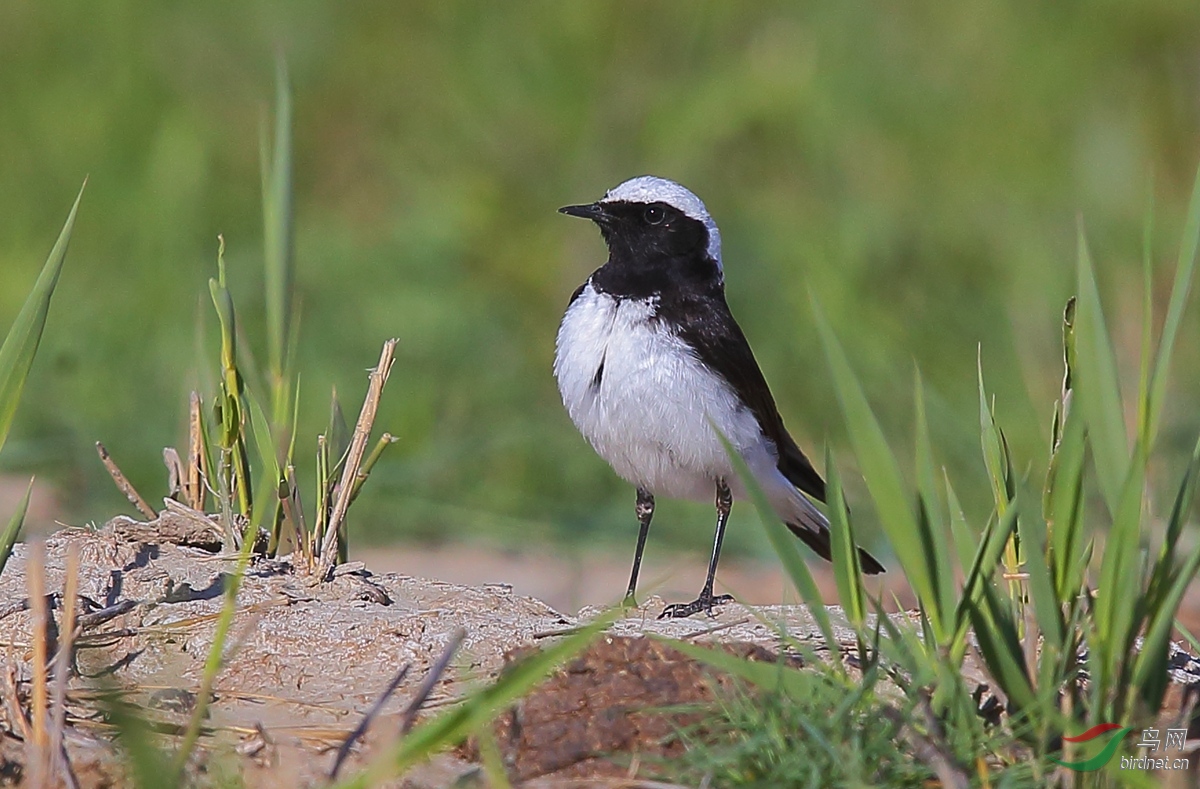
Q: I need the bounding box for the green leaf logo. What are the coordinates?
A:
[1050,725,1133,771]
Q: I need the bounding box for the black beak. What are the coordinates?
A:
[558,202,608,222]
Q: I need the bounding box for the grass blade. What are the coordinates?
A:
[1017,503,1062,653]
[967,582,1035,716]
[336,611,615,787]
[825,445,865,632]
[978,354,1023,612]
[209,237,252,521]
[714,427,838,654]
[262,54,294,415]
[1046,296,1077,493]
[327,386,350,473]
[1074,225,1128,513]
[1136,191,1155,447]
[171,498,261,781]
[665,637,816,698]
[1144,163,1200,448]
[915,369,955,637]
[1146,435,1200,615]
[99,691,173,789]
[1136,542,1200,713]
[1045,408,1088,602]
[0,478,32,575]
[1092,445,1146,705]
[944,474,975,577]
[951,503,1020,661]
[1132,437,1200,712]
[246,388,281,539]
[0,181,84,456]
[978,352,1015,520]
[813,299,944,641]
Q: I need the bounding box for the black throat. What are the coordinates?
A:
[589,203,723,303]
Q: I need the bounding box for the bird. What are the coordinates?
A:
[554,175,884,618]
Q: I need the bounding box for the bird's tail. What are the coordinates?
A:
[786,521,886,575]
[749,457,885,575]
[785,498,885,575]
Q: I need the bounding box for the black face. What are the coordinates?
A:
[559,199,719,299]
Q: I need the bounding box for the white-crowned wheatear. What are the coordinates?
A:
[555,176,884,618]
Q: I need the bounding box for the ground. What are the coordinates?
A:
[0,514,1195,787]
[0,514,880,787]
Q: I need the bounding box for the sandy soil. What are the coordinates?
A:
[355,541,1200,635]
[0,516,871,787]
[0,514,1195,788]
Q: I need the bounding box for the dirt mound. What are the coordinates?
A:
[5,517,1198,787]
[0,518,859,787]
[482,637,795,782]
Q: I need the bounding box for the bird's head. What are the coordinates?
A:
[559,176,723,276]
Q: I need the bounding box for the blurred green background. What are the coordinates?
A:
[2,1,1200,561]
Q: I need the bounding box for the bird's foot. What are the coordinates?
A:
[621,593,639,610]
[658,592,734,619]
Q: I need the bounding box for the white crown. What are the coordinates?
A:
[601,176,722,270]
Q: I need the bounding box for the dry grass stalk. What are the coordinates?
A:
[160,498,222,545]
[400,627,466,735]
[317,338,398,576]
[329,663,411,780]
[313,433,330,563]
[3,664,30,741]
[187,391,207,511]
[162,447,184,501]
[281,465,309,567]
[95,441,157,520]
[26,542,49,786]
[880,699,971,789]
[49,545,79,789]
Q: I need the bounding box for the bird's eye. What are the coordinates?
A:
[643,206,665,225]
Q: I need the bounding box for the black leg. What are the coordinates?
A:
[624,488,655,606]
[660,480,735,619]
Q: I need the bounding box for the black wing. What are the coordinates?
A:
[669,290,826,503]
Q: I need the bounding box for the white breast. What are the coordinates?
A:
[553,281,773,501]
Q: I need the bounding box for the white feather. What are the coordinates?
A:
[554,282,826,528]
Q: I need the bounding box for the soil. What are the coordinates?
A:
[480,637,799,782]
[0,514,1195,788]
[0,515,873,788]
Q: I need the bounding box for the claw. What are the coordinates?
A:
[657,593,734,619]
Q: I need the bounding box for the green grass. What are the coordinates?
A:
[3,4,1200,553]
[50,72,607,788]
[5,9,1200,785]
[0,182,83,572]
[655,163,1200,788]
[667,667,937,789]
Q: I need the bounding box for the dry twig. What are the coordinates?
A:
[187,391,207,511]
[880,696,970,789]
[4,664,30,741]
[400,627,466,735]
[49,545,80,789]
[281,465,309,566]
[329,663,411,780]
[95,442,157,519]
[76,600,137,631]
[162,447,184,501]
[27,542,50,786]
[317,338,398,576]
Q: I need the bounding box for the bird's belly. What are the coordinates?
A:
[554,289,766,499]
